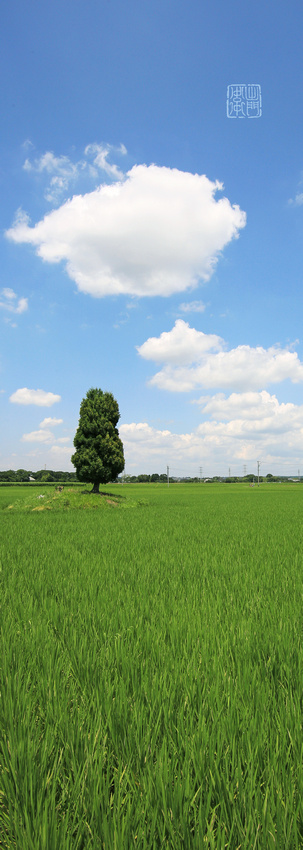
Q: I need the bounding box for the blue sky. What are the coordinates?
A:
[1,0,303,477]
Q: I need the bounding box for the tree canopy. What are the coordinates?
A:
[71,388,125,492]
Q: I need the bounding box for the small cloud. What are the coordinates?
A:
[23,150,85,204]
[50,445,73,455]
[10,388,61,406]
[84,143,126,181]
[288,172,303,206]
[2,288,16,300]
[179,300,206,314]
[22,139,34,151]
[39,416,63,428]
[22,142,127,205]
[288,193,303,206]
[4,319,17,328]
[22,429,54,443]
[113,310,130,329]
[15,297,28,314]
[0,288,28,316]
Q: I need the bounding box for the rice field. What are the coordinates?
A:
[1,482,303,849]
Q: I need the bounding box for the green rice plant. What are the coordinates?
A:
[1,483,303,847]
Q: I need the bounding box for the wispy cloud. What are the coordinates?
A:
[22,142,127,204]
[84,143,126,181]
[178,300,206,314]
[0,288,28,316]
[288,171,303,206]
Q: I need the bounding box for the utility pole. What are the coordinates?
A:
[199,466,203,482]
[257,460,261,486]
[167,465,169,487]
[243,464,247,478]
[229,467,231,479]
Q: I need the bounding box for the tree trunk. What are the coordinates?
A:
[91,482,100,493]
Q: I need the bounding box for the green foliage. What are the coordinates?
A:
[0,469,78,483]
[71,388,125,490]
[1,483,303,847]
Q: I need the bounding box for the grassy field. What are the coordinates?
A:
[1,482,303,849]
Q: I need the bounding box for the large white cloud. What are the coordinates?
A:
[6,165,246,298]
[138,321,303,391]
[9,388,61,406]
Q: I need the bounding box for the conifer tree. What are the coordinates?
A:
[71,388,125,492]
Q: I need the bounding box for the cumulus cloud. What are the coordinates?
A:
[138,321,303,392]
[9,388,61,406]
[0,288,28,315]
[194,390,296,421]
[120,421,202,470]
[195,391,303,437]
[6,165,246,298]
[120,391,303,475]
[137,320,222,365]
[21,412,71,450]
[39,416,63,427]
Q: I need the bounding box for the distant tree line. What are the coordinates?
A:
[119,474,258,483]
[118,473,301,484]
[0,470,300,485]
[0,469,78,483]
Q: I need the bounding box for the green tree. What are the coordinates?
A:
[71,388,125,493]
[16,469,29,482]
